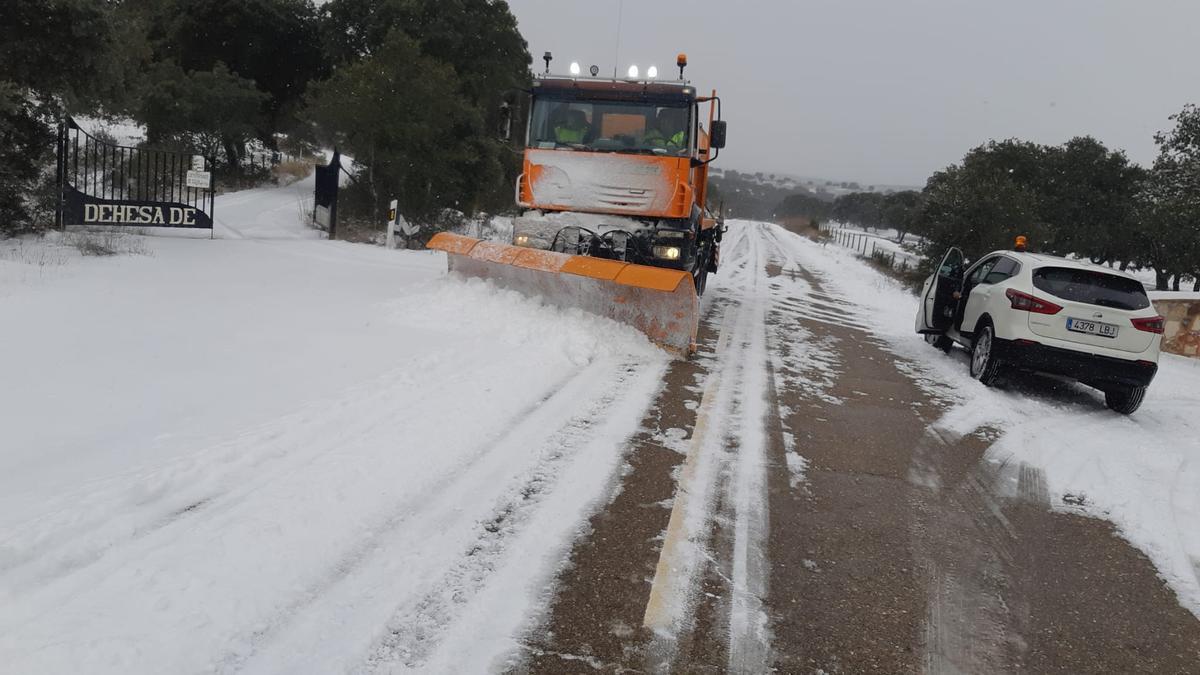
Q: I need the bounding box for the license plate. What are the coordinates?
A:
[1066,317,1119,338]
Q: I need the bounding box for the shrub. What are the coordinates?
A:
[65,228,149,256]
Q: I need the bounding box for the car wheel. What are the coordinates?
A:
[970,325,1003,386]
[1105,385,1147,415]
[924,333,953,353]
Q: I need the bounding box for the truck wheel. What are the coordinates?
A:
[970,325,1003,386]
[1104,385,1147,415]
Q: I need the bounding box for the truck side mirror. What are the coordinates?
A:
[499,102,513,141]
[498,89,531,145]
[710,120,727,149]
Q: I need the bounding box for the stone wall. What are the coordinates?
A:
[1153,299,1200,358]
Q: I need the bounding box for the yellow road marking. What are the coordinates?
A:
[643,303,736,632]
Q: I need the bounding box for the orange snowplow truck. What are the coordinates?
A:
[428,53,727,355]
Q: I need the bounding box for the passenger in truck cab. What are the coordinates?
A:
[644,108,687,151]
[552,107,590,145]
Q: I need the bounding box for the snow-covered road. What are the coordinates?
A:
[0,181,669,673]
[3,175,1198,673]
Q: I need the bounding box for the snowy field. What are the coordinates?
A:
[773,229,1200,619]
[0,177,669,673]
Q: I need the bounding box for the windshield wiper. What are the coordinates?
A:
[610,148,669,156]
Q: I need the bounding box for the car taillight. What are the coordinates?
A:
[1131,316,1165,334]
[1005,289,1062,315]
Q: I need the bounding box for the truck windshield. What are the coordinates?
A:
[529,98,691,156]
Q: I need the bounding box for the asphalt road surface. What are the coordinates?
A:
[515,222,1200,674]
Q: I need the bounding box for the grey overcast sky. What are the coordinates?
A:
[503,0,1199,186]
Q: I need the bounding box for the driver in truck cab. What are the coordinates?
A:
[644,108,687,151]
[552,106,590,144]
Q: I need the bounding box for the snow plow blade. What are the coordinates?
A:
[428,232,699,355]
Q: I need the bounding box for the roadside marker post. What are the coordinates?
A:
[385,199,399,249]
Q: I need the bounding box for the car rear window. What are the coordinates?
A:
[1031,267,1150,310]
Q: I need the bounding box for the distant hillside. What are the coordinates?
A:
[709,168,922,211]
[707,168,926,221]
[708,169,823,221]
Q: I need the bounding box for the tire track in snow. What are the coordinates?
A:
[726,224,773,674]
[1,312,666,675]
[208,357,663,673]
[642,222,773,673]
[359,361,665,673]
[1,350,583,600]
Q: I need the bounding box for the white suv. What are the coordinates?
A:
[915,247,1164,414]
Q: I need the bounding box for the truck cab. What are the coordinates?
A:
[509,58,726,294]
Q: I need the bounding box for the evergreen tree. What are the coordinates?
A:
[138,62,268,166]
[1039,137,1145,266]
[320,0,529,213]
[915,145,1043,268]
[1143,105,1200,290]
[305,30,476,221]
[142,0,326,138]
[776,193,832,222]
[832,192,886,230]
[0,0,124,233]
[881,190,923,243]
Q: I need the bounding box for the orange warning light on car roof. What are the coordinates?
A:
[1015,235,1028,252]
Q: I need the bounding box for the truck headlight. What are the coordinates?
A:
[653,245,682,260]
[514,233,550,249]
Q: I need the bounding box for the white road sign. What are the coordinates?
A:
[186,170,212,189]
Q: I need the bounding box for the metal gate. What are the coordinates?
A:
[313,150,340,238]
[56,117,215,231]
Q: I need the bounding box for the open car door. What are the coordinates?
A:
[917,247,964,333]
